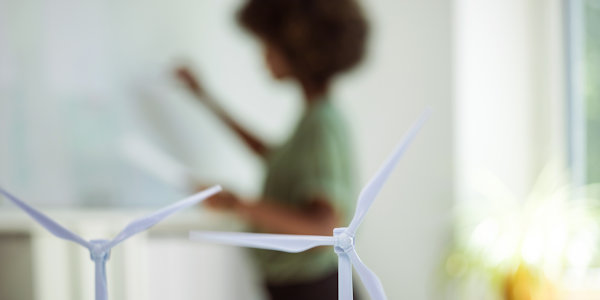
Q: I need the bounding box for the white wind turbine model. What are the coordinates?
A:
[190,109,431,300]
[0,185,222,300]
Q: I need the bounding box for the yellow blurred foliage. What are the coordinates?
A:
[503,263,557,300]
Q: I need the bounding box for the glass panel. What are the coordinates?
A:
[585,0,600,183]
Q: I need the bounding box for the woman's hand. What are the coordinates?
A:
[202,188,242,212]
[196,185,340,236]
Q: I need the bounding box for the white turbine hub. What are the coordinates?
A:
[333,228,354,253]
[90,240,111,261]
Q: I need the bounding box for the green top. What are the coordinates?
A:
[253,98,356,284]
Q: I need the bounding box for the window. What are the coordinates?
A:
[584,1,600,183]
[567,0,600,184]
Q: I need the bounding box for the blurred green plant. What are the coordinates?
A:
[444,164,600,300]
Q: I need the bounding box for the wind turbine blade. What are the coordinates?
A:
[0,187,91,249]
[104,185,221,249]
[189,231,335,253]
[338,252,354,300]
[347,109,430,234]
[347,248,387,300]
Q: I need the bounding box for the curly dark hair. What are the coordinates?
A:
[238,0,369,90]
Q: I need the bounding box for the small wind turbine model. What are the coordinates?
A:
[0,185,222,300]
[190,109,431,300]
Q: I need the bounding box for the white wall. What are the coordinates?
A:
[454,0,566,203]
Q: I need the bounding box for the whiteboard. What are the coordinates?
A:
[0,0,298,208]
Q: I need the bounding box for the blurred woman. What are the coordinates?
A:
[176,0,369,299]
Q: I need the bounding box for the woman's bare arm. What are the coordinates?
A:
[237,198,340,236]
[205,192,341,236]
[175,66,270,158]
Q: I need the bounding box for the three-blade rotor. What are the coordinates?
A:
[0,185,221,300]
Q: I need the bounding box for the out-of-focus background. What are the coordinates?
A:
[0,0,598,299]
